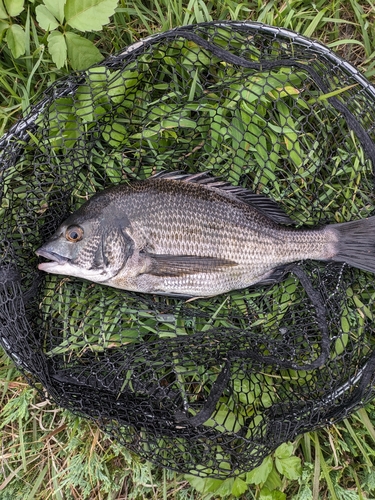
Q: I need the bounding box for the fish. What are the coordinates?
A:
[36,171,375,298]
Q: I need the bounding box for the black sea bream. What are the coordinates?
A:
[36,172,375,297]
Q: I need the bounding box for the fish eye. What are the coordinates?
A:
[65,225,84,242]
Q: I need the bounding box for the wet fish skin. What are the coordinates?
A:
[35,172,375,297]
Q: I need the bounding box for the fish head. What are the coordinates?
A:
[36,207,133,283]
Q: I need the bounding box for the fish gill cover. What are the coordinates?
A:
[1,21,375,477]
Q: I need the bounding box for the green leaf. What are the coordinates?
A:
[246,455,273,485]
[44,0,65,23]
[35,5,59,31]
[4,0,24,16]
[215,478,234,497]
[259,487,286,500]
[65,0,118,32]
[75,85,94,121]
[160,117,196,129]
[102,122,128,146]
[0,0,8,18]
[297,486,314,500]
[0,19,9,34]
[232,477,248,497]
[275,455,302,480]
[185,475,223,493]
[65,32,103,70]
[274,442,294,459]
[203,404,243,433]
[6,23,25,57]
[365,469,375,490]
[107,69,142,103]
[263,466,282,491]
[47,31,67,68]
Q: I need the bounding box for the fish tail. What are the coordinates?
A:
[330,215,375,273]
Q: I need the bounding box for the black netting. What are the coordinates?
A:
[1,21,375,477]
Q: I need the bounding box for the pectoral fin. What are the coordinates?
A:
[146,253,237,277]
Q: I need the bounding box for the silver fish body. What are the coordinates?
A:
[36,172,375,297]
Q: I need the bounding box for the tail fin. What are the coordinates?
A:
[331,216,375,274]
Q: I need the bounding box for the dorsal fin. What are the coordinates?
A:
[151,171,296,226]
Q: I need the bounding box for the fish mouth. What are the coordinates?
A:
[36,248,70,270]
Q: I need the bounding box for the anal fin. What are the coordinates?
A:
[251,263,296,287]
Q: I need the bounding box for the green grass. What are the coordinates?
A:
[2,0,375,498]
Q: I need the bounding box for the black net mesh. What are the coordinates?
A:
[1,21,375,477]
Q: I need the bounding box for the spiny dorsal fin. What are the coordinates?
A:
[151,171,296,226]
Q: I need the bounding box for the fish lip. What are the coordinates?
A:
[36,248,70,265]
